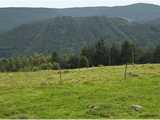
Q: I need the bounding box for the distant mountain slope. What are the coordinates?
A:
[0,17,129,56]
[0,16,160,57]
[1,3,160,33]
[0,8,59,33]
[59,3,160,21]
[145,18,160,25]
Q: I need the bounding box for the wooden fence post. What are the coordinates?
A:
[58,64,62,81]
[124,63,128,80]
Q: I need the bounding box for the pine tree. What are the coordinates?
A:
[121,41,133,64]
[51,52,59,63]
[81,46,94,66]
[80,56,89,68]
[110,43,121,65]
[93,40,108,66]
[153,44,160,63]
[68,55,79,68]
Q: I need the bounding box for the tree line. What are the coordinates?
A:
[0,40,159,72]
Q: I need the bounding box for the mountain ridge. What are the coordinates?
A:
[1,3,159,9]
[0,16,160,57]
[1,3,160,33]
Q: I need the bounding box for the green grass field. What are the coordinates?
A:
[0,64,160,119]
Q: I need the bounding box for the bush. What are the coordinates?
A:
[80,56,89,68]
[40,63,53,70]
[32,66,40,71]
[52,62,60,70]
[98,64,104,67]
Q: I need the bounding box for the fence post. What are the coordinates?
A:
[124,63,128,80]
[58,64,62,81]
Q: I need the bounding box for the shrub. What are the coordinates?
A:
[52,62,60,70]
[80,56,89,68]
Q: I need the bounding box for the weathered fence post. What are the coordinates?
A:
[58,64,62,81]
[124,63,128,80]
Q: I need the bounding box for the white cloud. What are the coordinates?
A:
[0,0,160,8]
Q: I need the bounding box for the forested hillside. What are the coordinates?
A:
[0,16,160,57]
[0,8,59,33]
[1,3,160,33]
[0,16,129,56]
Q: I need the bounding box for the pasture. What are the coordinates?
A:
[0,64,159,118]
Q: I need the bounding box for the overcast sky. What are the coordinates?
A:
[0,0,160,8]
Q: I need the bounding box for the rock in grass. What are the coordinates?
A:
[88,105,100,111]
[131,105,143,111]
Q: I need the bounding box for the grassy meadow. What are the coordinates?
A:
[0,64,160,119]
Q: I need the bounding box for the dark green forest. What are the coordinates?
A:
[0,16,160,57]
[0,40,159,72]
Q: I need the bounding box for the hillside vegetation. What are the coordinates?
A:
[0,64,160,118]
[0,16,129,56]
[1,3,160,33]
[0,16,160,56]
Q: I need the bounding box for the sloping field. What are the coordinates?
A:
[0,64,159,119]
